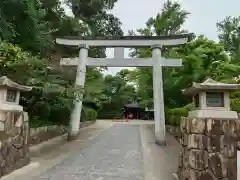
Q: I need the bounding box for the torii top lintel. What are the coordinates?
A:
[56,34,192,47]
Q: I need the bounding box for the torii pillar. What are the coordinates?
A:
[68,44,88,140]
[152,45,166,145]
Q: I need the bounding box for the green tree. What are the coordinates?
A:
[217,16,240,62]
[0,0,53,56]
[129,0,189,109]
[98,70,136,119]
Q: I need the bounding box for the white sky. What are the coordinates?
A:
[63,0,240,75]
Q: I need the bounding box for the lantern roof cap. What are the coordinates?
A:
[184,78,240,95]
[0,76,32,92]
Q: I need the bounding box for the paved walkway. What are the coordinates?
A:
[140,124,180,180]
[33,124,144,180]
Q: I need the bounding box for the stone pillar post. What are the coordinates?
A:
[152,44,166,146]
[68,44,88,140]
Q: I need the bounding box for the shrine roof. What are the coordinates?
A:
[124,103,140,108]
[184,78,240,95]
[0,76,32,91]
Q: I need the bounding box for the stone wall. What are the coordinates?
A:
[176,117,238,180]
[29,125,67,146]
[29,121,95,137]
[29,125,67,137]
[29,121,95,146]
[0,112,29,178]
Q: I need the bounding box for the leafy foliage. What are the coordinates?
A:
[217,16,240,62]
[98,71,136,119]
[166,104,193,126]
[0,41,76,126]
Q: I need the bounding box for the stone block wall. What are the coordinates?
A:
[177,117,239,180]
[0,112,29,178]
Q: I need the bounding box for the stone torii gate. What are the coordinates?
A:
[56,35,189,145]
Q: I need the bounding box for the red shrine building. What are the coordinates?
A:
[123,103,154,120]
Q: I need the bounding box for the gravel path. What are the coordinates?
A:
[33,124,144,180]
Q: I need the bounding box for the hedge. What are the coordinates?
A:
[166,103,193,126]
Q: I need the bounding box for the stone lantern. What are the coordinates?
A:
[184,78,240,120]
[0,76,32,131]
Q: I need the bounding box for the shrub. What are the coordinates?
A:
[166,103,193,126]
[29,117,55,128]
[82,107,98,121]
[230,91,240,112]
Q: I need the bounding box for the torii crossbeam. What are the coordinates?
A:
[56,35,190,145]
[60,57,182,67]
